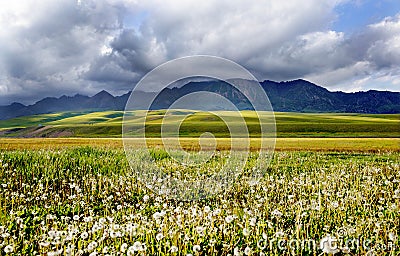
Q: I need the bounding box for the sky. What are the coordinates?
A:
[0,0,399,105]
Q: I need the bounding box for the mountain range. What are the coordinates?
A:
[1,79,399,120]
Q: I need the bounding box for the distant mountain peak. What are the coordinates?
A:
[10,102,26,107]
[0,79,399,120]
[93,90,113,98]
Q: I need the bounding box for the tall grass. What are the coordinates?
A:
[0,148,399,255]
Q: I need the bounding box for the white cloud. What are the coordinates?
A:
[0,0,399,105]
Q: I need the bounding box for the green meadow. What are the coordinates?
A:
[0,111,399,255]
[0,110,399,138]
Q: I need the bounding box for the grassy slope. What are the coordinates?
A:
[0,138,399,152]
[0,110,399,138]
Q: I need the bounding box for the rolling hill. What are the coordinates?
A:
[0,110,399,138]
[1,79,399,121]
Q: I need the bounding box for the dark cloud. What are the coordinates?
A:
[0,0,399,105]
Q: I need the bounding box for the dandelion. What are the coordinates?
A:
[271,209,283,217]
[262,233,268,240]
[243,228,250,236]
[195,226,205,236]
[39,241,50,247]
[170,246,178,253]
[80,231,89,239]
[225,215,234,224]
[87,241,98,252]
[132,241,143,251]
[193,245,201,252]
[249,217,256,226]
[244,246,251,255]
[83,216,93,222]
[120,243,128,253]
[4,245,14,253]
[65,245,74,256]
[156,233,164,241]
[47,249,63,256]
[153,212,162,220]
[388,232,396,241]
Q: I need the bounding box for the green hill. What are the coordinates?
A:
[0,110,399,138]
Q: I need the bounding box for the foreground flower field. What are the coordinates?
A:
[0,147,399,255]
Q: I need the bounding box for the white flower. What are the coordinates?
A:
[39,241,50,247]
[170,246,178,253]
[120,243,128,253]
[47,249,63,256]
[225,215,234,224]
[195,226,205,236]
[80,232,88,239]
[83,216,93,222]
[271,209,283,217]
[389,232,396,241]
[87,241,97,252]
[65,245,74,256]
[193,245,201,252]
[233,247,240,256]
[262,232,268,240]
[243,228,250,236]
[153,212,162,220]
[48,230,58,239]
[249,218,257,226]
[131,241,143,251]
[213,208,221,215]
[244,246,251,255]
[4,245,14,253]
[156,233,164,241]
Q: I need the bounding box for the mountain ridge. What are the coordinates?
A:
[1,79,399,120]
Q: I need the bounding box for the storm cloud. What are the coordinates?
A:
[0,0,399,105]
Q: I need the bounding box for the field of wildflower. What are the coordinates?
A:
[0,147,399,255]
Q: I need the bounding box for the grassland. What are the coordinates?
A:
[0,110,399,254]
[0,110,399,138]
[0,147,399,255]
[0,137,399,152]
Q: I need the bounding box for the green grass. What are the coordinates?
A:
[0,148,399,254]
[0,138,399,152]
[0,110,399,138]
